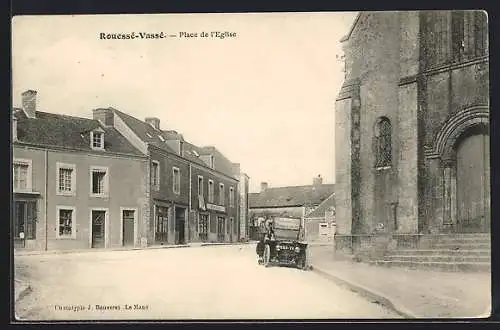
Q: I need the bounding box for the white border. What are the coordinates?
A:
[13,158,33,193]
[208,179,214,203]
[219,183,225,205]
[90,130,105,150]
[229,186,234,207]
[197,175,204,196]
[89,165,109,198]
[55,205,77,239]
[172,166,180,194]
[56,162,76,196]
[151,160,160,190]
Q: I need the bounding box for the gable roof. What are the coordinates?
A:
[112,109,238,179]
[249,184,335,208]
[111,108,178,154]
[182,141,214,167]
[304,192,335,218]
[14,109,143,156]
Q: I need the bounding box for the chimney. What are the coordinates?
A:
[313,174,323,185]
[22,90,37,119]
[93,108,115,126]
[260,182,268,192]
[145,117,160,130]
[12,113,18,142]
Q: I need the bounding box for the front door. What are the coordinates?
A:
[229,218,233,242]
[13,200,37,248]
[456,131,490,233]
[217,216,225,242]
[91,210,106,248]
[175,207,186,244]
[155,206,169,244]
[122,209,135,247]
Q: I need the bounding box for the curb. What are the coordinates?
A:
[311,264,419,319]
[200,242,256,246]
[14,241,256,257]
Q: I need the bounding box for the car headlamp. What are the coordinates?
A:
[294,247,300,253]
[276,245,281,250]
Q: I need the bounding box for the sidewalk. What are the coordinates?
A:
[14,241,257,257]
[308,245,491,319]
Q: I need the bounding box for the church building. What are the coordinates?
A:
[334,11,489,254]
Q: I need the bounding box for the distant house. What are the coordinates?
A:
[303,192,335,242]
[12,90,148,251]
[248,175,335,240]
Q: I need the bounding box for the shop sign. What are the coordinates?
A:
[206,203,225,213]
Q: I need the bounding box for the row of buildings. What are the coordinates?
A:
[248,175,336,241]
[12,90,250,251]
[334,11,489,253]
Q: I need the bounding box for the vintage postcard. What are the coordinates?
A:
[12,11,490,321]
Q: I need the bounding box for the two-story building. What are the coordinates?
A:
[92,108,241,245]
[12,90,149,251]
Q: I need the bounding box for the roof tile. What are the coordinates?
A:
[249,184,335,208]
[14,110,143,156]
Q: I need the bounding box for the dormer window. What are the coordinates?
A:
[90,128,105,150]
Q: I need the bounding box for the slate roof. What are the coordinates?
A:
[14,109,143,156]
[111,108,178,154]
[112,109,238,179]
[249,184,335,208]
[304,192,335,218]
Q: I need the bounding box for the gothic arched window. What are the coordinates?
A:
[375,117,392,168]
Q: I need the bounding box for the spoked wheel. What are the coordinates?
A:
[298,253,310,270]
[263,244,271,267]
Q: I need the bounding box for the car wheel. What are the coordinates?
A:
[263,244,271,267]
[298,256,307,270]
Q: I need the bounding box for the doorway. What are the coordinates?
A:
[175,207,186,244]
[229,217,234,242]
[155,206,169,244]
[217,216,225,242]
[91,210,106,248]
[13,200,37,248]
[122,209,135,247]
[456,130,490,233]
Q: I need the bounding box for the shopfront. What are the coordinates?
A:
[206,203,227,243]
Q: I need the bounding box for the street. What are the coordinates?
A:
[15,244,399,320]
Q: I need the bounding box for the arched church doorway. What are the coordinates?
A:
[455,126,490,233]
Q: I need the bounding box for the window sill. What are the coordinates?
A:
[55,236,77,240]
[13,188,35,194]
[173,191,180,195]
[91,147,105,151]
[90,194,109,199]
[375,166,392,171]
[57,191,76,197]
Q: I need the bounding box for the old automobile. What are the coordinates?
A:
[256,220,311,270]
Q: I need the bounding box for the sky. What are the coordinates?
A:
[12,12,358,193]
